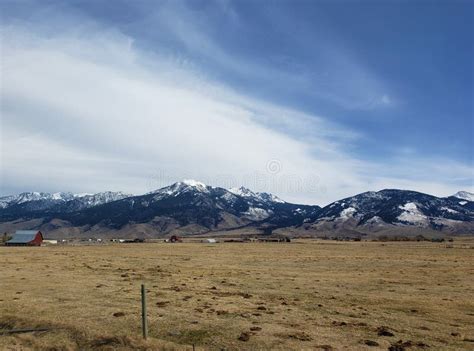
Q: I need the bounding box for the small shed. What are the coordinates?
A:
[42,239,58,245]
[202,238,217,243]
[5,230,43,246]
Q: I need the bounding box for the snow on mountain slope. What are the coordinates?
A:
[452,191,474,202]
[397,202,429,225]
[149,180,212,200]
[243,207,273,220]
[340,207,357,219]
[257,192,285,204]
[147,183,285,218]
[181,179,208,189]
[80,192,131,206]
[228,186,257,198]
[0,195,17,209]
[229,186,285,204]
[147,183,285,219]
[0,191,132,212]
[60,192,132,211]
[0,192,77,209]
[311,189,473,231]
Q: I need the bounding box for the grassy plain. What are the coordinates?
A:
[1,239,473,350]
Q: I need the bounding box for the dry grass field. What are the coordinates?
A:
[1,239,474,351]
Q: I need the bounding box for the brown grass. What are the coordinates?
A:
[1,239,473,350]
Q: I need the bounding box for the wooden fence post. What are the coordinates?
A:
[141,283,148,339]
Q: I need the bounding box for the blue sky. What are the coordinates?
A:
[1,0,473,204]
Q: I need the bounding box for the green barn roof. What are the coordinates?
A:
[7,230,42,244]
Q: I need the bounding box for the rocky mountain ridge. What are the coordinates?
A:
[0,181,472,237]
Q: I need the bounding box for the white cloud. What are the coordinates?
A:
[0,20,472,205]
[0,25,363,204]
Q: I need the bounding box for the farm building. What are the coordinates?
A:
[5,230,43,246]
[166,235,182,243]
[42,239,58,245]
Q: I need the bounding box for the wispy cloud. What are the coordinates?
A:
[118,0,396,112]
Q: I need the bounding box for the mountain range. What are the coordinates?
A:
[0,180,472,238]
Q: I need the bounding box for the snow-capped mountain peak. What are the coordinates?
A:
[0,192,77,208]
[175,179,210,193]
[181,179,207,188]
[149,180,211,199]
[75,191,132,207]
[452,191,474,202]
[229,186,257,198]
[228,186,285,204]
[0,191,131,210]
[256,192,285,204]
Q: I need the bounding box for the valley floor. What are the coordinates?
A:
[0,239,473,350]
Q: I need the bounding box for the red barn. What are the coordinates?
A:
[5,230,43,246]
